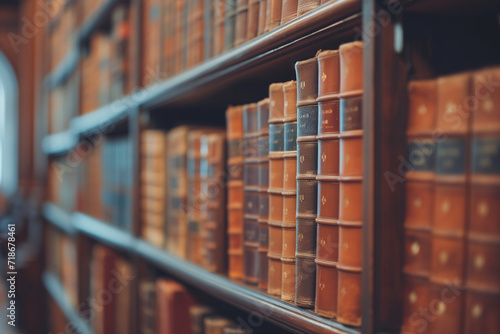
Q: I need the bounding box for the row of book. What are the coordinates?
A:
[138,40,364,326]
[402,68,500,333]
[49,0,77,71]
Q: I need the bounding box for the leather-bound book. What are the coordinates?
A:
[297,0,320,15]
[166,126,192,258]
[281,0,298,24]
[202,131,227,273]
[247,0,259,41]
[187,0,206,68]
[139,280,157,334]
[225,0,237,50]
[428,72,472,334]
[268,83,285,296]
[257,98,270,290]
[204,316,236,334]
[90,245,116,334]
[190,305,215,334]
[234,0,248,46]
[114,258,134,334]
[174,0,187,73]
[161,0,176,78]
[204,0,214,60]
[264,0,282,32]
[257,0,267,35]
[400,79,437,333]
[281,80,298,302]
[226,106,245,279]
[213,0,226,56]
[295,56,318,308]
[142,0,161,86]
[223,326,251,334]
[465,67,500,334]
[337,41,363,327]
[314,49,340,318]
[187,130,204,265]
[156,279,196,334]
[243,103,260,284]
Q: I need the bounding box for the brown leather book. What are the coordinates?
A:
[268,83,285,296]
[400,79,437,333]
[190,305,215,334]
[225,0,237,50]
[281,80,298,302]
[464,67,500,334]
[295,56,318,308]
[174,0,187,72]
[297,0,320,15]
[202,131,227,273]
[213,0,227,56]
[186,0,205,68]
[257,0,267,35]
[226,106,245,279]
[247,0,259,41]
[90,245,116,334]
[257,98,270,290]
[281,0,298,24]
[337,41,363,327]
[139,280,157,334]
[428,72,472,334]
[161,0,176,78]
[114,258,134,334]
[234,0,249,46]
[243,103,260,285]
[204,316,236,334]
[223,325,251,334]
[264,0,282,32]
[314,49,340,319]
[156,279,196,334]
[142,0,161,86]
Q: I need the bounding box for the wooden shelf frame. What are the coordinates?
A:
[43,271,93,334]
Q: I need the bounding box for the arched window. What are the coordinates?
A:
[0,51,18,196]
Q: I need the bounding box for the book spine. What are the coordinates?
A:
[264,0,282,32]
[174,0,186,73]
[246,0,259,41]
[268,83,285,296]
[400,79,437,333]
[257,98,270,290]
[280,0,298,25]
[295,57,318,308]
[234,0,248,46]
[187,131,204,265]
[428,72,472,334]
[139,281,157,334]
[225,0,237,50]
[337,41,363,327]
[257,0,267,36]
[281,81,298,302]
[213,0,226,56]
[243,103,260,285]
[226,106,245,279]
[465,67,500,333]
[314,49,340,319]
[204,0,213,60]
[297,0,320,16]
[161,0,176,78]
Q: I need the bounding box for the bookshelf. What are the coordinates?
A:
[38,0,500,333]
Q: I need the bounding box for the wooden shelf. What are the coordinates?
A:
[71,211,359,334]
[42,202,76,235]
[43,271,93,334]
[41,130,78,155]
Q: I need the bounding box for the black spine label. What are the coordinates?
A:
[269,124,285,152]
[285,122,298,152]
[228,139,243,159]
[340,95,362,132]
[472,137,500,174]
[318,100,340,134]
[407,140,435,172]
[244,218,259,243]
[258,136,269,157]
[297,105,319,137]
[436,138,467,175]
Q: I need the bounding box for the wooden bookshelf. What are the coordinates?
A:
[43,272,93,334]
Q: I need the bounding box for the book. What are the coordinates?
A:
[139,280,157,334]
[281,80,298,302]
[142,0,161,86]
[190,305,216,334]
[295,56,318,308]
[225,0,237,50]
[226,106,245,279]
[213,0,227,56]
[257,0,267,35]
[204,316,236,334]
[161,0,176,78]
[114,258,134,334]
[234,0,249,46]
[314,49,340,318]
[243,103,260,285]
[264,0,281,32]
[337,41,363,327]
[281,0,298,24]
[428,72,472,334]
[297,0,320,15]
[267,83,285,296]
[257,98,270,290]
[156,279,196,334]
[401,79,437,333]
[246,0,259,41]
[465,67,500,333]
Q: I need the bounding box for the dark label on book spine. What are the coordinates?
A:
[245,191,259,216]
[472,137,500,174]
[258,136,269,157]
[297,179,318,215]
[259,223,269,247]
[258,163,269,188]
[228,139,243,159]
[244,218,259,243]
[297,105,319,137]
[340,96,362,132]
[269,124,285,152]
[296,219,317,256]
[258,191,269,219]
[245,136,259,158]
[318,100,340,134]
[436,138,467,175]
[407,140,435,172]
[297,141,318,176]
[244,163,259,187]
[285,122,298,151]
